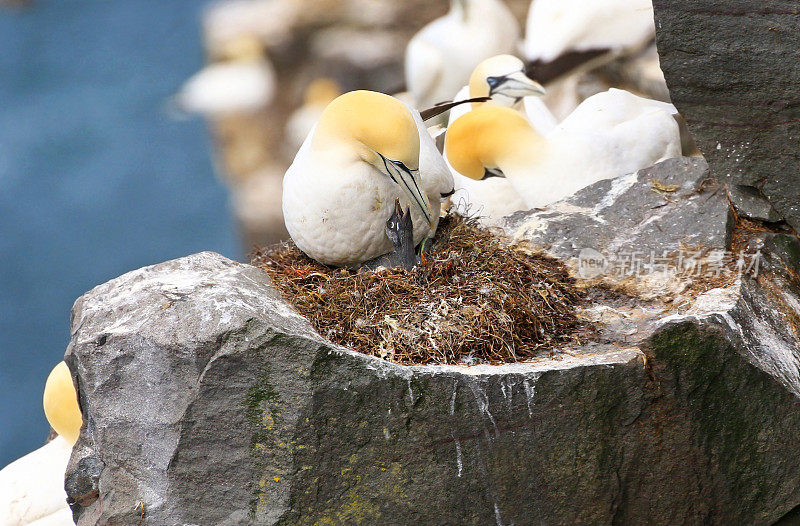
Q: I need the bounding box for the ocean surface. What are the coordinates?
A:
[0,0,240,467]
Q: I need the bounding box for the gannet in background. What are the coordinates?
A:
[203,0,300,56]
[173,35,276,117]
[0,362,82,526]
[283,91,453,267]
[284,78,342,156]
[522,0,660,120]
[405,0,520,110]
[523,0,655,66]
[445,55,552,223]
[445,92,681,210]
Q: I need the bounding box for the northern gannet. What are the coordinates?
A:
[445,90,681,209]
[523,0,655,66]
[42,361,81,445]
[283,91,453,267]
[405,0,520,110]
[447,55,554,135]
[173,35,276,117]
[0,362,82,526]
[522,0,661,121]
[445,55,552,223]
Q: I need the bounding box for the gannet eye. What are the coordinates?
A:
[486,76,505,90]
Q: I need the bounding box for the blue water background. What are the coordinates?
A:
[0,0,240,467]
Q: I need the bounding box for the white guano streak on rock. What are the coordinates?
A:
[465,378,498,439]
[452,434,463,477]
[426,349,643,376]
[523,374,541,418]
[494,502,505,526]
[593,171,639,216]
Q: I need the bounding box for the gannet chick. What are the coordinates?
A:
[173,35,276,116]
[445,97,680,209]
[0,361,81,526]
[283,91,452,268]
[405,0,520,110]
[285,78,341,155]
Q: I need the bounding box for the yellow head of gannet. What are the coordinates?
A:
[468,55,545,105]
[43,361,82,446]
[445,105,541,181]
[283,90,446,267]
[314,90,433,226]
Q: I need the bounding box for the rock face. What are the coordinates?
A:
[653,1,800,231]
[502,157,732,263]
[64,245,800,524]
[64,253,319,524]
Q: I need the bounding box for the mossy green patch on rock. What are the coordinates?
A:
[649,320,800,522]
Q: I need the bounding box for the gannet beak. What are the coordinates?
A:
[378,154,434,228]
[483,167,506,179]
[487,71,546,99]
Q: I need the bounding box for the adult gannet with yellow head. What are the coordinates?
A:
[283,90,453,268]
[43,361,82,445]
[444,55,550,223]
[0,361,82,525]
[448,55,555,136]
[446,96,680,210]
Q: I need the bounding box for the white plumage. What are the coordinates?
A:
[0,437,73,526]
[405,0,520,109]
[523,0,655,63]
[175,60,276,116]
[412,110,454,210]
[446,89,681,216]
[444,55,556,223]
[283,91,452,267]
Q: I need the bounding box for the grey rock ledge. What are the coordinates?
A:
[63,241,800,525]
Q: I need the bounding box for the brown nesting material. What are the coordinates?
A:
[252,214,585,365]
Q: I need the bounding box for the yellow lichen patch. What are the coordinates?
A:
[308,461,409,525]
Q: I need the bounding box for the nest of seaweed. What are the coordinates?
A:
[252,214,585,365]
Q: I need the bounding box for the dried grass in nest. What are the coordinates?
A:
[252,214,585,365]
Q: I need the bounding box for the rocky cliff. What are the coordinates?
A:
[56,0,800,523]
[62,231,800,524]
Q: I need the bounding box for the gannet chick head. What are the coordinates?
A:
[43,361,82,446]
[314,90,433,226]
[469,55,545,106]
[445,105,541,181]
